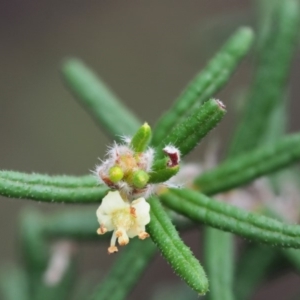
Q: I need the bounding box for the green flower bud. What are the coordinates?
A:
[109,166,124,183]
[130,123,152,153]
[132,170,149,188]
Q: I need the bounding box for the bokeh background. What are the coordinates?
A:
[0,1,299,299]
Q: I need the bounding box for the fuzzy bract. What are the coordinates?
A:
[95,139,155,199]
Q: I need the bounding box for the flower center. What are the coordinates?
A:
[111,207,136,231]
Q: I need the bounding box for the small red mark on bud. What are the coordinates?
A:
[138,232,150,240]
[163,145,181,167]
[215,99,226,110]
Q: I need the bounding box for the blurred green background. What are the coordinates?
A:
[0,1,299,299]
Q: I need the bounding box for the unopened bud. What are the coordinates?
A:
[132,170,149,188]
[130,123,152,153]
[109,166,124,183]
[163,145,181,167]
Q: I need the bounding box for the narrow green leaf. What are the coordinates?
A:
[235,246,277,300]
[155,98,226,160]
[262,97,287,146]
[271,206,300,276]
[147,196,208,295]
[228,0,300,155]
[0,267,29,300]
[20,210,49,273]
[254,0,280,51]
[281,248,300,272]
[152,27,254,145]
[33,261,75,300]
[225,4,300,298]
[20,210,79,300]
[90,239,156,300]
[220,3,295,298]
[62,58,141,139]
[19,210,49,299]
[0,175,108,203]
[0,170,97,188]
[130,123,152,153]
[195,133,300,195]
[44,210,105,240]
[204,228,234,300]
[161,189,300,248]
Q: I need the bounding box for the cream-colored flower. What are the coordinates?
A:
[96,191,150,253]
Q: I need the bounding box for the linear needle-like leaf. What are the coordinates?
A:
[147,196,208,295]
[0,267,29,300]
[90,239,156,300]
[62,58,141,139]
[19,210,49,299]
[161,189,300,248]
[130,122,152,153]
[20,210,79,300]
[235,245,277,300]
[44,210,104,240]
[0,175,108,203]
[152,27,254,145]
[204,228,234,300]
[0,170,97,188]
[195,133,300,195]
[155,98,226,160]
[228,0,300,155]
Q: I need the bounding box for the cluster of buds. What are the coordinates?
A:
[94,123,181,253]
[95,139,154,200]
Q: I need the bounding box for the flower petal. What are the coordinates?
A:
[131,198,151,226]
[127,225,146,238]
[100,191,128,215]
[96,214,114,231]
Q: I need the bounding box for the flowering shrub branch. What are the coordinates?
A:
[1,1,300,299]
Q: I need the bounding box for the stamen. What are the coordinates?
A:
[110,231,117,247]
[138,232,150,240]
[117,229,129,245]
[97,224,107,235]
[115,229,123,237]
[118,236,129,246]
[108,246,118,254]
